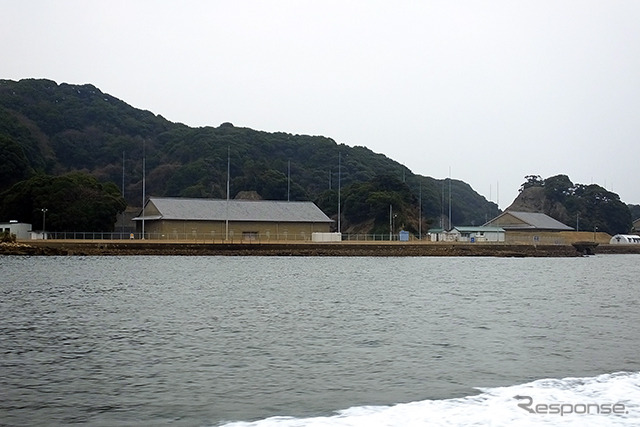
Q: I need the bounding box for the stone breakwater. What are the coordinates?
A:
[0,242,68,256]
[5,240,634,257]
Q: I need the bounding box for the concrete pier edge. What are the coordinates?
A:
[3,240,639,256]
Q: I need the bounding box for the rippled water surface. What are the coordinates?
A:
[1,255,639,425]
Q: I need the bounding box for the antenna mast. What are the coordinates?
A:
[226,146,230,241]
[122,151,125,236]
[448,166,452,230]
[287,160,291,202]
[141,142,146,239]
[419,182,422,240]
[337,152,341,234]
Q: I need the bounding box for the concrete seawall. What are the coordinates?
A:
[6,240,638,257]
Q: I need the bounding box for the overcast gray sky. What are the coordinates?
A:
[3,0,639,208]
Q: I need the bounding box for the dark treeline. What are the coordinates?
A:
[516,174,633,235]
[0,78,496,232]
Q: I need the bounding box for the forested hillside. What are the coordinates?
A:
[0,78,497,232]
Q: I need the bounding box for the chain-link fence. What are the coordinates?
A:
[36,231,424,242]
[33,231,597,244]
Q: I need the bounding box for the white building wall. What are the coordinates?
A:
[447,228,505,242]
[0,222,33,240]
[482,231,505,242]
[312,232,342,242]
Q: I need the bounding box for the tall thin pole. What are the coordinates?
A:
[389,204,392,240]
[41,208,47,239]
[142,143,146,239]
[419,182,422,240]
[226,146,230,241]
[337,152,341,234]
[122,151,125,198]
[448,166,452,230]
[122,151,125,237]
[489,183,492,220]
[441,179,444,229]
[287,160,291,202]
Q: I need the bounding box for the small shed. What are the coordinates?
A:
[449,226,506,242]
[0,221,32,240]
[427,228,446,242]
[609,234,640,244]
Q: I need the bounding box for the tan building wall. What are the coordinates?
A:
[142,203,162,217]
[504,230,611,245]
[489,213,528,228]
[139,219,331,241]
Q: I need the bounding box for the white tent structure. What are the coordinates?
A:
[609,234,640,244]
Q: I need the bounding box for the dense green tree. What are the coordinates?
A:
[316,174,418,234]
[516,174,632,235]
[0,173,126,231]
[520,174,543,192]
[0,135,32,191]
[543,174,574,203]
[571,184,631,235]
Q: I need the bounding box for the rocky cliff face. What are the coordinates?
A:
[506,186,571,224]
[504,175,634,235]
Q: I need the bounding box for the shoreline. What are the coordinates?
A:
[3,240,640,257]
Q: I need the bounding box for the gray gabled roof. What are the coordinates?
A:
[485,211,574,231]
[453,226,505,233]
[133,197,333,223]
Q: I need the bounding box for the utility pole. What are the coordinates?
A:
[419,182,422,240]
[337,152,341,234]
[122,151,125,237]
[287,160,291,202]
[226,146,230,241]
[441,179,444,229]
[41,208,48,239]
[141,141,146,240]
[389,204,392,241]
[448,166,452,230]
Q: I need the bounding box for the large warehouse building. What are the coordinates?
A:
[133,197,333,241]
[484,210,574,244]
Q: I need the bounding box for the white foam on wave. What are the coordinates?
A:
[220,371,640,427]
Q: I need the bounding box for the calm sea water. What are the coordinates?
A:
[1,255,639,426]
